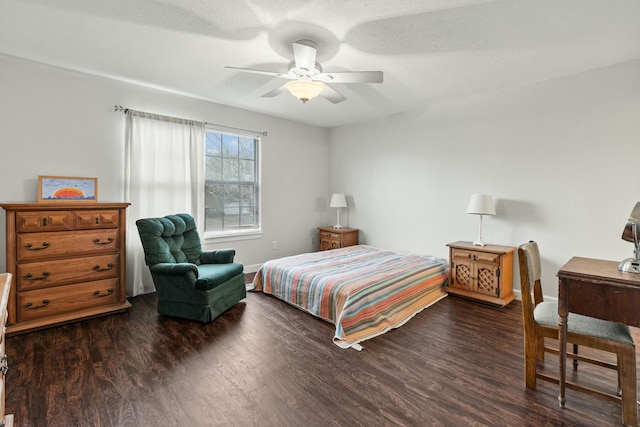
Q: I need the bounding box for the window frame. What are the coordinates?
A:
[203,127,262,242]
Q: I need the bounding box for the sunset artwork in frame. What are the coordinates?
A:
[38,176,98,202]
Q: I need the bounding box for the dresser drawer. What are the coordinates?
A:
[17,254,119,291]
[17,278,119,322]
[17,229,119,261]
[17,211,72,232]
[74,210,120,228]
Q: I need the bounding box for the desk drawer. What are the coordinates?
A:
[17,278,119,322]
[17,254,119,291]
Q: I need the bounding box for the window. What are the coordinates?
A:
[204,129,260,237]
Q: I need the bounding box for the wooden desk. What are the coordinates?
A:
[558,257,640,426]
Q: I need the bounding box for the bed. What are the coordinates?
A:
[251,245,449,350]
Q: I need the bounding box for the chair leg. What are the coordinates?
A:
[618,347,637,427]
[572,343,579,370]
[525,338,538,389]
[536,336,545,362]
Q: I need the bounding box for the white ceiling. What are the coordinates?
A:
[2,0,639,128]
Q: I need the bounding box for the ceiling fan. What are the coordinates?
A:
[225,39,383,104]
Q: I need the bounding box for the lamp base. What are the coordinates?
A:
[473,239,488,246]
[618,258,640,274]
[333,224,344,229]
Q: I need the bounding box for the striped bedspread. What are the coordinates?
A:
[252,245,449,350]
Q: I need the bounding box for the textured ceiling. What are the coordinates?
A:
[1,0,639,128]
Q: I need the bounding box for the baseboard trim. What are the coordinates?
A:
[243,263,262,274]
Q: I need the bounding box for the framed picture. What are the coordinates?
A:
[38,175,98,202]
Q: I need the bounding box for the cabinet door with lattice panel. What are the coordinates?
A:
[320,239,340,251]
[450,250,474,292]
[473,259,500,297]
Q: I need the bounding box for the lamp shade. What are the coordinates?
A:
[286,80,326,103]
[619,201,640,273]
[629,202,640,223]
[466,194,496,216]
[330,193,347,208]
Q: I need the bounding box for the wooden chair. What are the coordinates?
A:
[518,241,636,417]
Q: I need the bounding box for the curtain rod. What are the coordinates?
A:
[113,105,268,137]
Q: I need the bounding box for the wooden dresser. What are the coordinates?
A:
[0,273,13,426]
[1,203,131,335]
[318,226,359,251]
[447,241,515,307]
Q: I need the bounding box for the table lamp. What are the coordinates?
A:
[330,193,347,229]
[466,194,496,246]
[618,202,640,274]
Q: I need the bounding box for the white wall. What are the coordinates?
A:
[3,54,639,298]
[329,60,640,299]
[0,55,330,275]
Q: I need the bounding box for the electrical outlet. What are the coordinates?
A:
[272,241,278,250]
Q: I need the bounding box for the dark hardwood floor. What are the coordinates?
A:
[5,275,640,426]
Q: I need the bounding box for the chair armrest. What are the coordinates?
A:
[150,262,199,276]
[200,249,236,264]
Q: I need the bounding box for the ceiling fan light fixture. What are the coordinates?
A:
[285,80,326,103]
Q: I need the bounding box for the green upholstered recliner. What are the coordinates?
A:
[136,213,246,323]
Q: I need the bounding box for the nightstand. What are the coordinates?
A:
[446,241,515,306]
[318,226,359,251]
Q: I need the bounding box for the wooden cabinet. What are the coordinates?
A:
[318,227,359,251]
[447,241,515,307]
[1,203,131,335]
[0,273,13,427]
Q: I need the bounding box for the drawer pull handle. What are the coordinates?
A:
[25,271,51,280]
[93,263,114,272]
[24,300,49,310]
[0,354,8,376]
[93,237,114,245]
[24,242,50,250]
[93,288,114,298]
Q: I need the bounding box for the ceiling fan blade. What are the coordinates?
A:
[321,85,347,104]
[314,71,383,84]
[292,40,317,73]
[261,84,289,98]
[224,66,292,79]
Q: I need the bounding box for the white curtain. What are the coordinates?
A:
[124,110,205,296]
